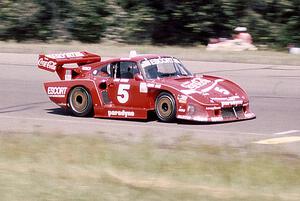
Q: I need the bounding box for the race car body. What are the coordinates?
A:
[38,51,255,122]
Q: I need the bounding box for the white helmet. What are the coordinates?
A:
[234,27,247,32]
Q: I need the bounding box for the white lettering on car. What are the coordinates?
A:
[46,52,84,59]
[38,58,57,71]
[178,108,186,113]
[210,96,243,106]
[181,78,211,90]
[82,66,91,71]
[221,100,243,107]
[214,86,230,95]
[108,110,135,117]
[210,96,240,101]
[200,79,223,93]
[47,87,68,97]
[141,58,180,68]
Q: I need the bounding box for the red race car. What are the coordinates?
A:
[38,51,255,122]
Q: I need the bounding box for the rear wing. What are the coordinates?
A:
[38,51,101,80]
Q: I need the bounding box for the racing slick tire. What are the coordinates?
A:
[155,92,176,122]
[68,86,93,117]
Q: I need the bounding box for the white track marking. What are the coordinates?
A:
[253,136,300,145]
[0,115,268,136]
[273,130,300,135]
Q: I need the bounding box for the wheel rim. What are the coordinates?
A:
[70,88,88,113]
[157,97,173,118]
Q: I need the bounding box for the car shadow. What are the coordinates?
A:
[45,108,253,125]
[46,108,72,116]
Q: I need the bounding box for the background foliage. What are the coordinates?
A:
[0,0,299,46]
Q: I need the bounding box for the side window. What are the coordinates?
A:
[92,64,111,77]
[116,62,139,79]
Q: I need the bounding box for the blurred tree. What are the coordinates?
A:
[0,0,53,41]
[0,0,299,47]
[67,0,110,42]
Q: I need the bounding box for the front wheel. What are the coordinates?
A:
[68,86,93,117]
[155,92,176,122]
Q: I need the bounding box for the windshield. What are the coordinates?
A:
[140,57,192,79]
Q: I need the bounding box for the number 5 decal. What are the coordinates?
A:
[215,86,230,95]
[117,84,130,103]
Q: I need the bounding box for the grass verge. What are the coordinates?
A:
[1,41,300,65]
[0,132,299,201]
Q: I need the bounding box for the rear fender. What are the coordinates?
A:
[44,80,102,109]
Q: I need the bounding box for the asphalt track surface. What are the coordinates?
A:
[0,53,300,154]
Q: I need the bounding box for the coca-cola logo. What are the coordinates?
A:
[38,58,57,71]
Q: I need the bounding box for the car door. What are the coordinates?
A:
[106,61,150,109]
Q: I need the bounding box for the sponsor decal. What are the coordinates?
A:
[154,84,161,89]
[113,79,129,83]
[178,115,209,122]
[82,66,91,71]
[46,52,84,59]
[201,79,223,93]
[210,96,243,107]
[47,87,67,97]
[178,108,186,113]
[147,83,155,87]
[177,94,188,104]
[38,58,57,71]
[206,106,221,110]
[108,110,135,118]
[141,58,180,68]
[214,86,230,95]
[146,83,161,89]
[139,82,148,93]
[221,100,243,107]
[177,115,192,120]
[181,78,211,90]
[211,96,240,101]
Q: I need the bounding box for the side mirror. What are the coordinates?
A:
[134,74,144,81]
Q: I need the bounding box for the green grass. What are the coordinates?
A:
[1,41,300,65]
[0,133,299,201]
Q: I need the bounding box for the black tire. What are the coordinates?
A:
[155,92,176,122]
[68,86,93,117]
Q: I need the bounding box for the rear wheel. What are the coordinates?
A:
[155,92,176,122]
[68,86,93,117]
